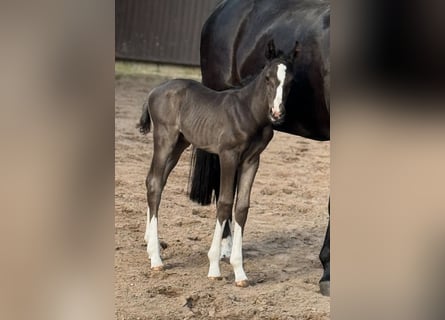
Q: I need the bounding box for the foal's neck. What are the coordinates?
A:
[237,72,270,126]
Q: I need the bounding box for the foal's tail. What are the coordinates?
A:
[137,97,151,135]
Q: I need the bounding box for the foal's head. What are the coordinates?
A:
[262,40,300,124]
[262,60,293,124]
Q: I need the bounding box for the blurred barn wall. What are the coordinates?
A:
[115,0,220,66]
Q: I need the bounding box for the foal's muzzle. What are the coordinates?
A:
[269,107,285,124]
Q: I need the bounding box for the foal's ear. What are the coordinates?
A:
[265,39,277,60]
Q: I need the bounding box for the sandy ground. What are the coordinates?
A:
[115,74,330,319]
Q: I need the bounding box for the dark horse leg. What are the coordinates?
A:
[145,128,189,270]
[231,156,260,287]
[190,150,233,259]
[319,198,330,296]
[207,151,237,280]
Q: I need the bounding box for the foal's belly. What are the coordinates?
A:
[179,124,220,154]
[178,107,227,154]
[180,123,254,156]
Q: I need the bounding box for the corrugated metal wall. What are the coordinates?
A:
[116,0,220,66]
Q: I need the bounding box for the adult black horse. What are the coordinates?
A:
[189,0,330,296]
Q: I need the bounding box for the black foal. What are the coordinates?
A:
[138,42,298,287]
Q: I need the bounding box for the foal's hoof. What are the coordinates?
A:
[151,265,164,271]
[235,280,249,288]
[319,280,330,296]
[208,276,223,281]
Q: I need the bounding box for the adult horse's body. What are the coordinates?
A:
[189,0,331,295]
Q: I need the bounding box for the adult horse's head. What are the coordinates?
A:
[263,40,300,124]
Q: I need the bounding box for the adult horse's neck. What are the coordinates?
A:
[236,69,271,127]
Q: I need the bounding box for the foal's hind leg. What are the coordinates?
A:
[162,137,190,183]
[145,128,186,270]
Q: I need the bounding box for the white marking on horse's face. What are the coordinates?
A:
[272,63,287,117]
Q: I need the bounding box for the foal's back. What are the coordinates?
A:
[148,79,246,152]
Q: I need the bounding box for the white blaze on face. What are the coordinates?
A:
[272,63,287,116]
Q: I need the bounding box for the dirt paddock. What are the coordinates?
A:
[115,73,330,319]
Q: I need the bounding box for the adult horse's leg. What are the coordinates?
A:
[231,157,260,287]
[319,198,330,296]
[145,128,183,270]
[207,151,237,280]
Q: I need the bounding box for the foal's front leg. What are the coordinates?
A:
[231,157,260,287]
[207,151,237,280]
